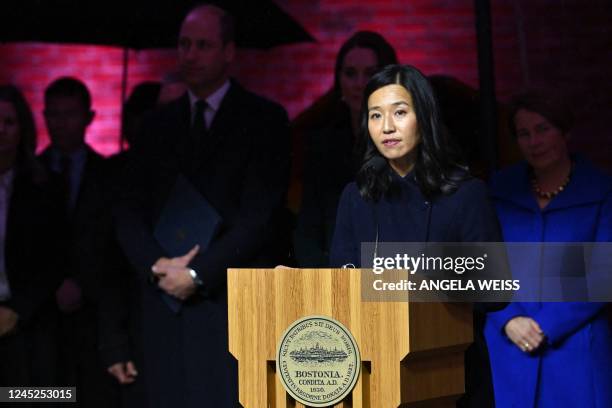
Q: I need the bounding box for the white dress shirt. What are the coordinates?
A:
[187,80,231,129]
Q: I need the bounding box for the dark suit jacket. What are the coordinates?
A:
[115,81,290,408]
[38,145,120,407]
[39,145,108,302]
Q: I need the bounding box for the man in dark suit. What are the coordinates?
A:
[40,77,108,305]
[39,77,117,407]
[113,4,290,407]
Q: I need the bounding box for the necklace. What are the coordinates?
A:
[530,165,572,199]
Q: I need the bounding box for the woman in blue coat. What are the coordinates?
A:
[330,65,504,407]
[485,92,612,408]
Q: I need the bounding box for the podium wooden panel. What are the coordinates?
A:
[228,268,472,408]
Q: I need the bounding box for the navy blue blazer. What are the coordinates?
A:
[329,170,503,408]
[330,172,502,267]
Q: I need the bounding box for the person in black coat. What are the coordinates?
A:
[39,77,109,307]
[0,84,63,390]
[329,65,505,408]
[39,77,116,407]
[113,5,290,407]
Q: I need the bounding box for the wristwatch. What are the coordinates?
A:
[188,268,204,287]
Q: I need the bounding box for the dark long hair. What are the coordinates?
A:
[0,84,43,180]
[293,31,398,132]
[356,65,467,201]
[332,31,398,99]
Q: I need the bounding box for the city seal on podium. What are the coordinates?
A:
[276,315,361,406]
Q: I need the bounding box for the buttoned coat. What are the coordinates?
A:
[485,157,612,408]
[330,171,504,407]
[115,81,290,408]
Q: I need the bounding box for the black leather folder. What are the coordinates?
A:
[152,174,222,312]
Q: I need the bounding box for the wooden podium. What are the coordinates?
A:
[228,268,473,408]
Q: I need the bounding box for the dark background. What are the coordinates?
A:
[1,0,610,171]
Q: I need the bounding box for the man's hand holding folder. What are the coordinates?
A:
[151,175,223,312]
[152,244,200,300]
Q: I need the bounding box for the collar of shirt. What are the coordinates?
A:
[187,80,231,128]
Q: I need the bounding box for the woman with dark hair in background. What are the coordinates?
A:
[0,84,62,387]
[293,31,398,267]
[0,86,43,181]
[485,91,612,407]
[330,65,504,407]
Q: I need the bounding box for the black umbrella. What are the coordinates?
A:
[1,0,315,150]
[0,0,314,49]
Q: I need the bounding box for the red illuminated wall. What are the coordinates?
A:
[491,0,612,168]
[1,0,610,168]
[0,0,480,156]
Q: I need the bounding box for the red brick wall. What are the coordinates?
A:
[236,0,480,117]
[0,0,480,156]
[1,0,610,168]
[0,43,177,155]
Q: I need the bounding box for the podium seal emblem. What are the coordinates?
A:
[276,315,361,406]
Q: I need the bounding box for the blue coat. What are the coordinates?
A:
[485,157,612,408]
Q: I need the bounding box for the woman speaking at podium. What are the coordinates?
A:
[329,65,503,407]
